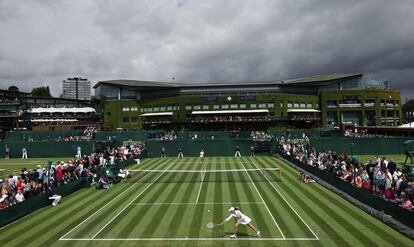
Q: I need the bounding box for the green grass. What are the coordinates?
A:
[356,155,407,166]
[0,157,73,174]
[0,156,413,247]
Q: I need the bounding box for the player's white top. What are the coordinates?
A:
[200,151,205,157]
[225,209,251,225]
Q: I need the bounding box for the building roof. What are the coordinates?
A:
[30,107,96,114]
[93,73,362,89]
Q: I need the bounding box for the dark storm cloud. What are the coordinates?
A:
[0,0,413,99]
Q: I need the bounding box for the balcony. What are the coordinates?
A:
[338,103,362,108]
[363,103,375,107]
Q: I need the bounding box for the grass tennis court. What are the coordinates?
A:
[0,157,73,174]
[1,156,413,246]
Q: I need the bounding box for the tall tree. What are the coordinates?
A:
[31,86,52,97]
[8,85,19,92]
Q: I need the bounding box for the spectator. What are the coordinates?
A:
[47,186,61,206]
[5,144,10,159]
[22,147,28,159]
[15,190,25,203]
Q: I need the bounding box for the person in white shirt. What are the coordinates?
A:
[22,147,28,159]
[76,146,82,159]
[217,207,260,239]
[15,190,25,203]
[199,149,205,164]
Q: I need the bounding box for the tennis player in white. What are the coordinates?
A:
[217,207,260,239]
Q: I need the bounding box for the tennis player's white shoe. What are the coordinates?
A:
[256,231,261,237]
[230,234,237,239]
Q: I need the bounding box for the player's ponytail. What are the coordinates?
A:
[234,207,239,210]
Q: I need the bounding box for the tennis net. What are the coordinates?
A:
[127,167,281,183]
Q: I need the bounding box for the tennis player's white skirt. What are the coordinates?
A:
[237,217,252,225]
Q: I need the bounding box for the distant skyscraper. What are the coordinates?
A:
[62,77,91,100]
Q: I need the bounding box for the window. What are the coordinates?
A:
[267,103,274,108]
[287,103,293,108]
[213,105,220,109]
[167,106,173,111]
[202,105,209,110]
[230,104,238,109]
[280,102,283,108]
[259,103,267,108]
[293,103,299,108]
[131,117,137,123]
[194,105,201,110]
[185,105,192,110]
[131,107,138,111]
[123,117,129,123]
[154,107,160,112]
[300,103,306,108]
[221,104,229,109]
[306,103,312,108]
[160,107,166,111]
[147,107,153,112]
[240,104,246,109]
[250,104,257,108]
[122,107,130,112]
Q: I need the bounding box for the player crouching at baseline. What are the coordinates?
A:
[217,207,260,239]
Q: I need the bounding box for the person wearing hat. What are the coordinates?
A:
[217,206,260,239]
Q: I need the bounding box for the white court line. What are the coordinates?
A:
[251,159,319,240]
[195,170,205,203]
[90,161,177,239]
[59,160,168,240]
[60,237,318,241]
[130,202,264,206]
[240,161,285,239]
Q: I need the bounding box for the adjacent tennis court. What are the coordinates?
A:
[1,156,413,247]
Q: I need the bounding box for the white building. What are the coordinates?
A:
[62,77,91,100]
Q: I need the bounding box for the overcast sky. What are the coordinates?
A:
[1,0,413,101]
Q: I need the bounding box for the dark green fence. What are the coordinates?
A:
[1,141,94,158]
[5,130,84,142]
[310,137,413,155]
[279,153,414,229]
[95,131,162,141]
[146,139,261,157]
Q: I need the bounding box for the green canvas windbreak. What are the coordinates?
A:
[5,130,84,142]
[145,139,267,157]
[0,141,94,158]
[309,137,414,155]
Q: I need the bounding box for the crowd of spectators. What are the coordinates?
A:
[191,115,272,123]
[278,136,414,210]
[343,129,390,138]
[250,131,272,140]
[0,142,145,210]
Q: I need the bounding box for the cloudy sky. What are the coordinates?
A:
[1,0,413,100]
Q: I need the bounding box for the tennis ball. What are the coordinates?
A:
[208,209,211,212]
